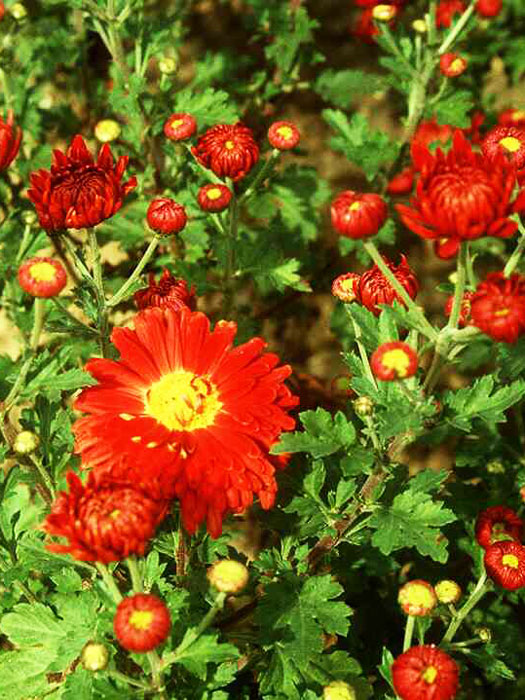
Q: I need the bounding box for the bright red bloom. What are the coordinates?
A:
[397,131,525,259]
[146,198,187,235]
[444,291,474,327]
[371,341,418,381]
[351,9,379,42]
[332,273,360,303]
[475,505,523,549]
[470,272,525,343]
[357,255,419,316]
[387,167,414,196]
[482,125,525,171]
[411,118,454,170]
[463,110,486,145]
[398,580,437,616]
[268,121,300,150]
[484,541,525,590]
[42,471,168,563]
[476,0,502,17]
[0,2,4,21]
[114,594,171,652]
[439,53,467,78]
[18,256,67,298]
[331,190,388,240]
[392,645,459,700]
[498,108,525,129]
[134,269,196,312]
[192,123,259,182]
[436,0,465,28]
[163,113,197,141]
[72,307,298,538]
[0,110,22,171]
[197,183,232,212]
[28,135,136,232]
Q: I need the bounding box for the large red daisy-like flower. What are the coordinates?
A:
[72,307,298,537]
[191,123,259,182]
[397,131,525,259]
[484,540,525,590]
[0,110,22,171]
[42,471,168,563]
[114,594,171,652]
[27,135,137,232]
[357,255,419,316]
[470,272,525,343]
[134,269,196,312]
[392,645,459,700]
[475,505,523,549]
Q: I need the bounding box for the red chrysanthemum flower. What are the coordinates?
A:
[163,112,197,141]
[18,256,67,298]
[351,9,380,42]
[197,183,232,213]
[268,121,300,150]
[0,2,4,21]
[475,505,523,549]
[146,198,187,235]
[134,269,196,312]
[357,255,419,316]
[392,645,459,700]
[410,118,454,170]
[444,290,474,327]
[498,108,525,129]
[484,540,525,590]
[0,110,22,171]
[476,0,502,17]
[331,273,361,303]
[370,341,418,381]
[331,190,388,240]
[397,131,525,259]
[470,272,525,343]
[482,125,525,172]
[439,53,467,78]
[27,135,136,232]
[436,0,465,28]
[387,167,415,195]
[114,594,171,652]
[72,307,298,538]
[42,471,168,563]
[463,110,486,145]
[398,580,437,617]
[191,123,259,182]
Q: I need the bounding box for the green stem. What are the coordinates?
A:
[95,562,123,604]
[379,23,418,77]
[239,150,279,202]
[15,224,34,265]
[438,1,476,55]
[106,236,160,308]
[504,217,525,277]
[446,243,467,331]
[29,454,55,502]
[363,414,382,454]
[0,67,12,110]
[222,182,238,318]
[126,557,143,593]
[403,615,416,652]
[442,571,489,644]
[396,379,422,407]
[50,297,99,336]
[87,227,110,356]
[348,311,378,390]
[183,144,225,184]
[107,669,153,691]
[61,234,96,286]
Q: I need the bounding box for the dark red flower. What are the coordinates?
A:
[42,471,168,563]
[28,135,136,232]
[498,108,525,129]
[358,255,419,316]
[397,131,525,259]
[439,53,467,78]
[331,273,361,303]
[482,125,525,171]
[134,269,196,312]
[0,110,22,171]
[387,167,415,195]
[371,341,418,381]
[18,256,67,298]
[114,594,171,652]
[147,198,187,235]
[444,291,474,327]
[331,190,388,240]
[192,123,259,182]
[436,0,466,28]
[163,113,197,141]
[392,645,459,700]
[470,272,525,343]
[484,541,525,590]
[475,505,523,549]
[476,0,502,17]
[268,121,300,150]
[197,183,232,212]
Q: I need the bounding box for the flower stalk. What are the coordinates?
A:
[442,571,489,644]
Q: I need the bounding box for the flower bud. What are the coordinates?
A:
[10,3,27,20]
[486,460,504,474]
[353,396,374,417]
[267,121,300,150]
[21,210,38,226]
[323,680,356,700]
[331,273,360,303]
[208,559,249,594]
[147,198,187,236]
[439,53,468,78]
[81,642,109,671]
[398,579,437,616]
[94,119,121,143]
[18,257,67,298]
[435,580,462,604]
[476,626,492,643]
[13,430,40,455]
[158,56,178,75]
[412,18,427,33]
[372,4,397,22]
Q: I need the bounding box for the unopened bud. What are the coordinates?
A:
[323,680,357,700]
[208,560,249,594]
[159,56,178,75]
[487,460,504,474]
[21,210,38,226]
[372,4,397,22]
[81,642,109,671]
[13,430,40,455]
[353,396,374,417]
[398,580,437,617]
[10,3,27,20]
[94,119,121,143]
[435,580,462,604]
[412,18,427,33]
[476,627,492,643]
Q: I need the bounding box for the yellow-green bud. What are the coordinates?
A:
[353,396,374,417]
[476,627,492,643]
[13,431,40,455]
[435,579,462,605]
[81,642,109,671]
[207,560,249,594]
[323,680,357,700]
[487,460,505,474]
[94,119,121,144]
[21,210,38,226]
[372,4,397,22]
[412,19,427,33]
[11,3,28,20]
[158,56,178,75]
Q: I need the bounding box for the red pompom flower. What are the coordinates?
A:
[197,183,232,212]
[146,198,187,235]
[498,108,525,129]
[439,53,467,78]
[370,341,418,381]
[114,594,171,652]
[476,0,502,17]
[331,273,360,303]
[392,645,459,700]
[192,123,259,181]
[357,255,419,316]
[331,190,388,240]
[484,540,525,590]
[134,269,196,312]
[42,471,168,563]
[268,121,300,150]
[28,135,136,231]
[163,113,197,141]
[0,110,22,171]
[72,307,298,538]
[482,125,525,172]
[18,256,67,298]
[470,272,525,343]
[475,505,523,549]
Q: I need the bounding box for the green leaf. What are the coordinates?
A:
[443,376,525,431]
[435,90,474,128]
[272,408,356,458]
[264,7,318,75]
[168,87,239,129]
[174,632,240,680]
[315,69,386,108]
[0,648,58,700]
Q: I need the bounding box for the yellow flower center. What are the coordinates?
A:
[450,58,464,73]
[348,201,361,212]
[502,553,519,568]
[206,187,223,201]
[145,370,222,432]
[29,261,56,283]
[129,610,154,631]
[277,125,294,140]
[381,348,411,378]
[499,136,521,153]
[494,308,509,317]
[109,509,121,519]
[224,140,235,150]
[402,583,435,610]
[170,118,184,130]
[513,110,525,121]
[421,665,438,685]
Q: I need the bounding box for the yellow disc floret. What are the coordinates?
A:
[29,261,57,283]
[129,610,154,631]
[206,187,223,201]
[421,665,438,684]
[499,136,521,153]
[277,125,294,140]
[502,553,519,568]
[381,348,411,377]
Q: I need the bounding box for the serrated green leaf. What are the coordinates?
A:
[444,376,525,430]
[272,408,356,458]
[435,90,474,128]
[173,632,239,680]
[315,69,386,108]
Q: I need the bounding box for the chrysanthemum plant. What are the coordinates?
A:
[1,1,525,699]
